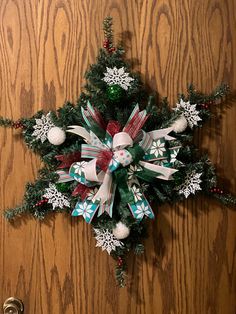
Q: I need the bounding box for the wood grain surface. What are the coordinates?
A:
[0,1,235,313]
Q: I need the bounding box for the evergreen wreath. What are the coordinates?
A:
[0,17,235,287]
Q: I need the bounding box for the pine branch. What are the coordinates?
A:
[0,116,14,127]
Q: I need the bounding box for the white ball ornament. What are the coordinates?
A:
[47,127,66,145]
[171,115,188,133]
[112,222,130,240]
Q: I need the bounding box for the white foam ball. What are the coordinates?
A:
[47,127,66,145]
[171,115,188,133]
[112,222,130,239]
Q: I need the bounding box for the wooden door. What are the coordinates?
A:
[0,1,235,313]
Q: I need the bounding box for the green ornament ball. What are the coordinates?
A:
[56,183,69,193]
[106,84,124,102]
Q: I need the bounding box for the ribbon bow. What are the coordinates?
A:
[58,102,179,223]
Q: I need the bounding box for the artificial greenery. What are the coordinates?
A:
[0,17,235,286]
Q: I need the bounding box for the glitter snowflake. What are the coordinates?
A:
[43,183,70,210]
[177,171,202,198]
[32,113,54,143]
[102,67,134,90]
[175,99,202,128]
[94,229,123,255]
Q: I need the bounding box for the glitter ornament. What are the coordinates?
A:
[56,182,70,193]
[94,228,123,255]
[177,171,202,198]
[32,113,54,143]
[174,99,202,128]
[47,127,66,145]
[43,183,70,210]
[106,84,124,102]
[103,66,134,90]
[112,222,130,239]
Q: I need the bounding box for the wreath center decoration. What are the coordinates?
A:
[0,17,235,287]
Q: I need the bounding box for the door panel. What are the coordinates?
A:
[0,1,235,313]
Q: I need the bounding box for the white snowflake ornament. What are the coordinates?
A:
[175,99,202,128]
[43,183,70,210]
[94,228,123,255]
[102,67,134,90]
[32,113,54,143]
[177,171,202,198]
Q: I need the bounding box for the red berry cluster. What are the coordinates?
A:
[117,257,123,267]
[103,39,116,53]
[201,103,209,109]
[210,187,224,194]
[34,198,49,208]
[11,120,24,129]
[200,100,217,110]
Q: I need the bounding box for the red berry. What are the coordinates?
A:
[117,257,123,267]
[103,39,109,48]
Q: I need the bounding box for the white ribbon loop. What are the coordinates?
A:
[112,132,133,150]
[83,159,104,183]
